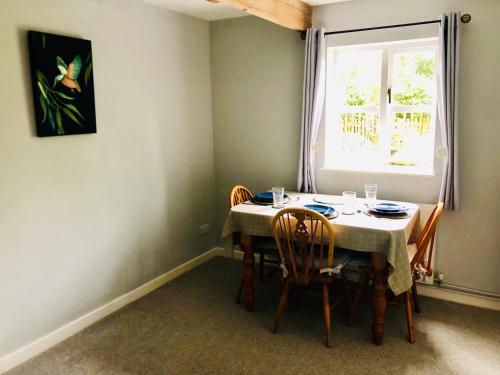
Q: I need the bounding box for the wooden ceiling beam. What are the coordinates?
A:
[207,0,312,31]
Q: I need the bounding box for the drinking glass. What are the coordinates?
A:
[342,191,357,214]
[272,186,285,208]
[365,184,378,204]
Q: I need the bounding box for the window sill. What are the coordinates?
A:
[320,166,437,177]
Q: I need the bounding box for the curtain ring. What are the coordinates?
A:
[435,146,448,159]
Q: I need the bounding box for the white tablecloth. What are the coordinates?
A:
[221,193,421,295]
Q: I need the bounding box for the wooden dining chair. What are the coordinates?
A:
[229,185,253,208]
[229,185,280,304]
[347,202,444,343]
[271,208,352,348]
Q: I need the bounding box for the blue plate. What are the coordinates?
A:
[254,192,289,201]
[368,202,408,213]
[255,192,273,200]
[304,204,335,216]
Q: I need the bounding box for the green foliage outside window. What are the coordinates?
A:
[338,52,435,165]
[344,68,379,106]
[394,54,434,105]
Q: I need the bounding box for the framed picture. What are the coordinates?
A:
[28,31,96,136]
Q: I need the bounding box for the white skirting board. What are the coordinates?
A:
[229,249,500,311]
[416,283,500,311]
[0,247,225,374]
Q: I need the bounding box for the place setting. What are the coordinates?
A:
[243,186,339,220]
[247,189,290,206]
[311,184,412,220]
[270,186,339,219]
[244,186,300,207]
[359,184,412,219]
[312,186,366,217]
[363,202,411,219]
[302,203,339,220]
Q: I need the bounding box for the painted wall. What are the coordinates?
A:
[0,0,216,357]
[210,16,305,233]
[211,1,500,295]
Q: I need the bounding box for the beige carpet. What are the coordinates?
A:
[7,256,500,375]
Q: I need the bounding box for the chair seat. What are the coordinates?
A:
[332,248,354,269]
[344,251,372,271]
[292,247,353,275]
[343,244,418,273]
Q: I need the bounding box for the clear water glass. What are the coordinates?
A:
[365,184,378,203]
[272,186,285,208]
[342,191,357,214]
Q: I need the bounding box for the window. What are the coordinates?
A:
[324,39,438,175]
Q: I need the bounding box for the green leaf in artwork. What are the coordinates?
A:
[56,110,64,135]
[36,70,48,85]
[54,90,75,100]
[39,94,47,123]
[47,108,55,131]
[85,52,92,64]
[62,107,82,127]
[37,81,47,98]
[65,104,84,119]
[84,63,92,86]
[42,34,46,50]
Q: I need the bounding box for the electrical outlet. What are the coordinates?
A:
[198,224,210,236]
[434,271,444,286]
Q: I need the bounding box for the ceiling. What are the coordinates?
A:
[141,0,351,21]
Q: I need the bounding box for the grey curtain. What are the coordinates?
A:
[437,12,460,210]
[297,28,326,193]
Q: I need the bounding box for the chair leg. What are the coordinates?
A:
[259,251,265,282]
[411,280,421,313]
[404,290,416,344]
[347,269,368,326]
[322,282,332,348]
[236,275,244,304]
[341,269,352,317]
[272,279,290,333]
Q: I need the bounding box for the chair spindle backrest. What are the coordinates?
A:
[229,185,253,208]
[272,208,335,284]
[412,202,444,276]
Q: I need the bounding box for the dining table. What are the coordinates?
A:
[221,192,421,345]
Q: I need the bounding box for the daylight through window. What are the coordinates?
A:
[325,39,438,175]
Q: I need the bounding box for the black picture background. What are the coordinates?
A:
[28,31,96,136]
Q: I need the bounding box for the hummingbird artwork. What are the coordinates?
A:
[53,55,82,93]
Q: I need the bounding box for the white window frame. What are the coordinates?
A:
[324,38,439,176]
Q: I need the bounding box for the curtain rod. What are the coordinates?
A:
[299,14,471,39]
[324,19,441,36]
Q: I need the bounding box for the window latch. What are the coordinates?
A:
[388,88,392,104]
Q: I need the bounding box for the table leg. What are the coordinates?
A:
[371,253,387,345]
[240,233,255,312]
